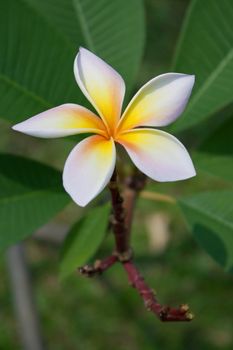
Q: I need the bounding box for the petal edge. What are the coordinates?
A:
[118,73,195,131]
[117,128,196,182]
[74,48,125,133]
[63,135,116,206]
[12,104,106,138]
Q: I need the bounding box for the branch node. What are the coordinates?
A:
[186,312,194,321]
[113,248,133,262]
[78,264,100,277]
[94,260,102,270]
[78,255,118,277]
[144,298,154,310]
[180,303,189,312]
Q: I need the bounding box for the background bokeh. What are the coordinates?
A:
[0,0,233,349]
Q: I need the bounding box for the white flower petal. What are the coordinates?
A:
[63,135,116,206]
[74,47,125,133]
[117,128,196,182]
[118,73,195,131]
[12,104,106,138]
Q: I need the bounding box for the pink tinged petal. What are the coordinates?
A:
[12,104,107,138]
[63,135,116,207]
[117,128,196,182]
[118,73,195,131]
[74,47,125,133]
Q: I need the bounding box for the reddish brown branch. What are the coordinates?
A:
[108,170,146,255]
[123,261,193,322]
[78,255,117,277]
[108,170,129,254]
[78,168,194,322]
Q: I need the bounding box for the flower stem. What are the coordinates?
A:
[123,260,193,322]
[79,255,118,277]
[108,169,129,255]
[79,167,194,322]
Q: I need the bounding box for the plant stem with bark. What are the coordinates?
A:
[108,169,130,255]
[79,168,194,322]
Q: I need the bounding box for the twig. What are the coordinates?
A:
[108,169,129,254]
[79,255,117,277]
[79,168,194,322]
[123,260,193,322]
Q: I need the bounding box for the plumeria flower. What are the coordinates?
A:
[12,48,196,206]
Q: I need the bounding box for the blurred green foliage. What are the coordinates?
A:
[60,204,110,279]
[0,0,233,349]
[0,154,69,251]
[1,206,233,350]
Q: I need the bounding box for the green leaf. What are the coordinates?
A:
[194,153,233,186]
[171,0,233,133]
[200,116,233,156]
[0,154,69,250]
[179,191,233,272]
[60,203,110,279]
[29,0,145,91]
[0,0,145,124]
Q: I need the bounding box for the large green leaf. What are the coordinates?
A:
[200,116,233,155]
[172,0,233,133]
[28,0,145,91]
[194,153,233,186]
[0,0,145,123]
[179,191,233,272]
[60,204,110,279]
[0,154,69,250]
